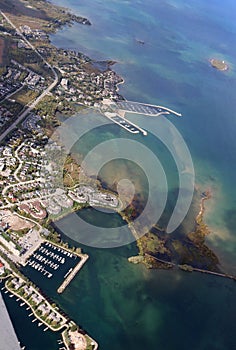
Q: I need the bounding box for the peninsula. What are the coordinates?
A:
[127,189,236,281]
[0,0,234,348]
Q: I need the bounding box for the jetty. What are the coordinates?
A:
[57,254,89,294]
[104,112,147,136]
[116,100,182,117]
[145,253,236,281]
[101,98,181,136]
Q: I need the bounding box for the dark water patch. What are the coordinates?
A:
[21,242,79,293]
[1,282,60,350]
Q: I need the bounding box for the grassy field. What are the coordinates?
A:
[11,86,40,105]
[0,0,52,20]
[0,0,84,32]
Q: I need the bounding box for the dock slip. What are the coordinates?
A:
[57,254,89,294]
[104,112,147,136]
[115,100,182,117]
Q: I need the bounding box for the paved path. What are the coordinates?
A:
[0,84,25,103]
[57,254,89,294]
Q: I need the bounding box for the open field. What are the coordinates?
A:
[0,0,57,21]
[5,13,49,31]
[12,86,40,106]
[0,0,89,32]
[0,210,34,231]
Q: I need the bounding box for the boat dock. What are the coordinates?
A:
[57,254,89,294]
[101,98,181,136]
[24,241,80,282]
[104,112,147,136]
[116,100,182,117]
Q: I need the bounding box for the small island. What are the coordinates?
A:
[210,58,229,71]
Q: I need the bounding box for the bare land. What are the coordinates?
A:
[0,209,34,230]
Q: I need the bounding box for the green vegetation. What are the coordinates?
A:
[35,95,76,119]
[0,0,90,32]
[1,99,24,115]
[10,47,53,79]
[11,86,40,105]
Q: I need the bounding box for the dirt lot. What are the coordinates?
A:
[0,210,34,231]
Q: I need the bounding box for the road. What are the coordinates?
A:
[0,84,25,104]
[0,11,59,142]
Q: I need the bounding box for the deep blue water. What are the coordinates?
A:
[6,1,236,350]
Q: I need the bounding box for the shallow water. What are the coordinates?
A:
[5,1,236,349]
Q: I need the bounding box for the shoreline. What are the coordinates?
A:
[57,254,89,294]
[0,0,232,282]
[126,190,236,282]
[209,58,229,71]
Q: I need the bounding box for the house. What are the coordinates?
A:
[0,262,5,275]
[61,78,69,90]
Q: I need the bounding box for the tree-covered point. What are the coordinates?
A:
[0,0,91,32]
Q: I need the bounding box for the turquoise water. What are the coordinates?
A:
[6,1,236,349]
[51,0,236,265]
[53,240,236,350]
[5,235,236,350]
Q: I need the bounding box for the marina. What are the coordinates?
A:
[104,111,148,135]
[1,273,97,350]
[101,98,181,136]
[115,100,182,117]
[23,242,81,286]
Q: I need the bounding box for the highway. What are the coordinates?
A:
[0,11,59,143]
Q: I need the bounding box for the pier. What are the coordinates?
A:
[104,112,147,136]
[57,254,89,294]
[145,254,236,281]
[116,100,182,117]
[101,98,181,136]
